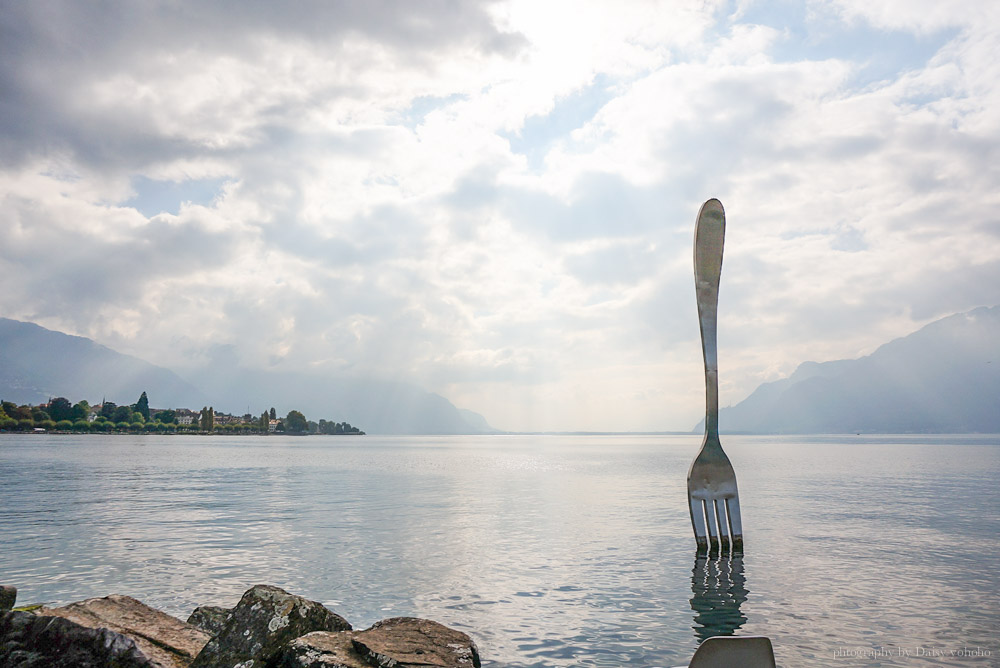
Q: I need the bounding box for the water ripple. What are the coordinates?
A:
[1,434,998,666]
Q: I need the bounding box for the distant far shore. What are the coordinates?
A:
[1,394,364,435]
[0,430,364,436]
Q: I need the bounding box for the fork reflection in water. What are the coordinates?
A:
[690,553,749,643]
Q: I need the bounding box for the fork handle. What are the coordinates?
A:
[694,199,725,440]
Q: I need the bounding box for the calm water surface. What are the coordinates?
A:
[2,434,998,667]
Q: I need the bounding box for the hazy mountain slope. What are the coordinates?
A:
[458,408,503,434]
[0,318,206,408]
[184,360,497,434]
[711,305,1000,433]
[0,317,497,434]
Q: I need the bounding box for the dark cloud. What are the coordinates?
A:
[0,0,524,169]
[0,198,243,326]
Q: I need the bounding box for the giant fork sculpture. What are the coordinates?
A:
[687,199,743,554]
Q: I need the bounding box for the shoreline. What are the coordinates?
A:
[1,583,481,668]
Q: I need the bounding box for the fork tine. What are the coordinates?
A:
[703,499,720,551]
[725,497,744,552]
[714,498,730,551]
[690,497,709,553]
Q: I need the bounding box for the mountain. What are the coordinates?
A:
[707,305,1000,434]
[183,355,499,435]
[0,318,498,434]
[0,318,206,409]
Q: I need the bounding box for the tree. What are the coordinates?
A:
[48,397,73,422]
[101,402,117,419]
[55,420,73,431]
[32,409,50,422]
[156,409,176,424]
[130,412,145,425]
[200,406,215,431]
[260,412,268,433]
[269,407,277,420]
[285,410,307,433]
[71,400,90,422]
[6,404,31,420]
[133,392,150,420]
[112,405,133,423]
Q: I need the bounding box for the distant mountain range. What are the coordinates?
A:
[0,318,207,410]
[183,356,500,435]
[7,306,998,436]
[704,305,1000,434]
[0,318,498,435]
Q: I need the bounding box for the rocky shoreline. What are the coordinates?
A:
[0,583,481,667]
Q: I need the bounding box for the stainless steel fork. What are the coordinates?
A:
[688,198,743,554]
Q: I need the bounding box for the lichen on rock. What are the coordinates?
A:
[189,585,350,668]
[187,605,231,637]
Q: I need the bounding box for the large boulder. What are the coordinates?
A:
[270,619,482,668]
[187,605,231,637]
[190,584,351,668]
[269,631,369,668]
[39,594,211,668]
[0,585,15,610]
[0,609,152,667]
[351,617,481,668]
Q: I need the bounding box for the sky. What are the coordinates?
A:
[1,0,998,432]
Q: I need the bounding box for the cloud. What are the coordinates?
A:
[1,1,998,431]
[0,1,523,169]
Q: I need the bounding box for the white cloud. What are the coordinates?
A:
[828,0,993,33]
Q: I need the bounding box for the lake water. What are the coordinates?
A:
[1,434,998,667]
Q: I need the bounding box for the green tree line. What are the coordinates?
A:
[0,393,364,435]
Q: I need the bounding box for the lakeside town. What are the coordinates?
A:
[0,392,364,435]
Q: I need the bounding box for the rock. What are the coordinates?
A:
[269,631,369,668]
[352,617,481,668]
[190,584,351,668]
[40,594,211,668]
[0,609,152,667]
[0,585,15,610]
[187,605,231,637]
[271,619,483,668]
